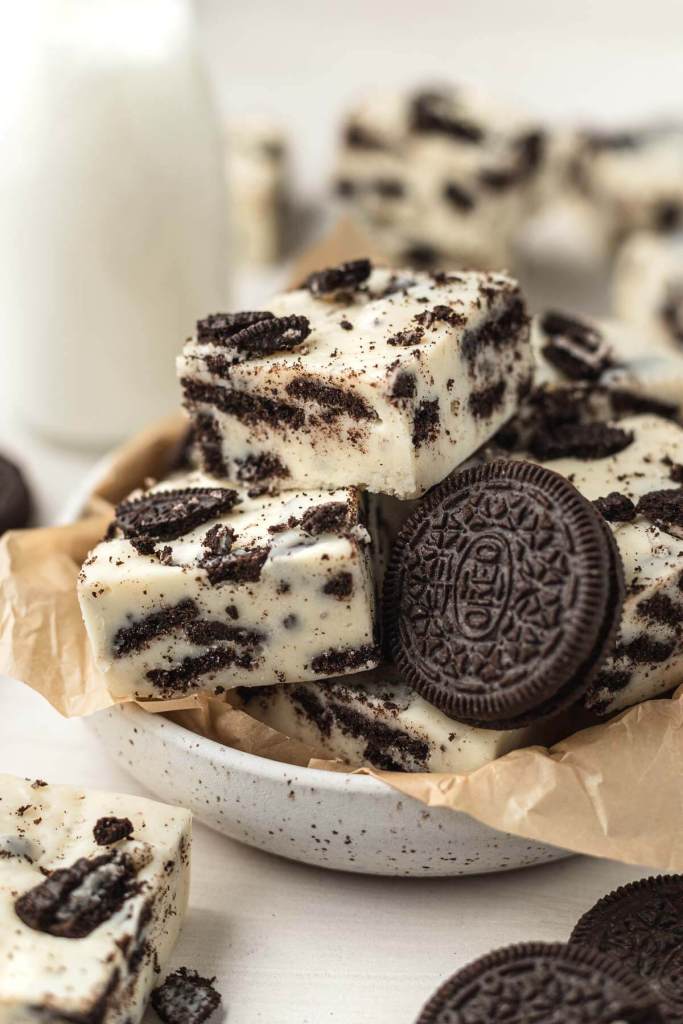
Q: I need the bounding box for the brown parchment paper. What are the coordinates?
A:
[1,219,682,870]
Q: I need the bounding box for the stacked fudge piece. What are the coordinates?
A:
[78,258,683,774]
[0,774,190,1024]
[333,85,547,270]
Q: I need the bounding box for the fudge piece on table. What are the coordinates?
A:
[239,668,573,773]
[507,414,683,716]
[178,261,533,499]
[569,125,683,238]
[333,85,546,270]
[0,774,190,1024]
[495,309,683,454]
[226,118,289,266]
[613,231,683,351]
[78,472,378,702]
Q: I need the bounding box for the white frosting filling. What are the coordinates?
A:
[0,774,190,1024]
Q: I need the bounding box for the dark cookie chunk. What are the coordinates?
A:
[410,90,484,143]
[193,413,228,478]
[443,181,475,211]
[151,967,221,1024]
[460,298,529,367]
[412,399,440,448]
[323,572,354,600]
[636,488,683,530]
[384,460,625,727]
[310,644,380,675]
[146,646,255,692]
[391,371,417,400]
[570,874,683,1024]
[225,314,311,357]
[414,305,467,329]
[529,422,634,461]
[300,502,349,536]
[197,311,274,345]
[184,620,264,648]
[540,310,615,381]
[0,453,32,535]
[402,243,440,268]
[655,201,681,232]
[610,388,679,420]
[15,851,137,939]
[374,177,405,198]
[593,492,637,523]
[305,259,371,297]
[387,326,425,347]
[112,599,199,658]
[116,488,239,543]
[202,524,236,557]
[235,453,290,483]
[468,380,506,419]
[182,379,305,431]
[203,545,270,586]
[286,377,378,421]
[93,817,134,846]
[661,285,683,344]
[416,942,663,1024]
[344,122,386,151]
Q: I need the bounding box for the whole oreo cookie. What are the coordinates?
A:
[571,874,683,1023]
[384,460,625,727]
[0,453,32,535]
[415,942,664,1024]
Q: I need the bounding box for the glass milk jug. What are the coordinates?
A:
[0,1,229,447]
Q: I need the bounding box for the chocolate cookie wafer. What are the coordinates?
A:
[415,942,664,1024]
[571,874,683,1023]
[384,459,625,727]
[0,452,32,534]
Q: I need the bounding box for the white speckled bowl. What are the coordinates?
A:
[89,703,570,876]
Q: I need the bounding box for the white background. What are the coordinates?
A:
[0,2,677,1021]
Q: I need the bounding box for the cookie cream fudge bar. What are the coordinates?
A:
[226,118,289,265]
[496,308,683,453]
[334,85,546,269]
[569,125,683,238]
[78,472,378,701]
[239,668,570,773]
[179,261,533,499]
[0,774,190,1024]
[613,231,683,350]
[509,414,683,716]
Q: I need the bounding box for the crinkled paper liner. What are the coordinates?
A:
[0,220,681,870]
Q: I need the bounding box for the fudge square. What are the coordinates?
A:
[78,472,378,702]
[0,773,190,1024]
[178,260,533,499]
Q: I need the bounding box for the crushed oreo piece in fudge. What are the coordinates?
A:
[193,413,228,478]
[344,122,386,151]
[374,177,405,198]
[414,304,467,329]
[460,297,529,366]
[112,599,199,658]
[93,817,134,846]
[147,647,256,692]
[468,380,506,419]
[227,314,311,357]
[300,502,349,536]
[443,181,475,211]
[636,487,683,530]
[390,370,417,400]
[412,398,440,447]
[310,644,380,676]
[197,311,274,345]
[116,488,239,544]
[286,377,378,421]
[323,572,354,600]
[181,379,305,431]
[235,453,290,483]
[15,851,137,938]
[593,492,637,523]
[151,967,221,1024]
[202,545,270,586]
[386,325,425,347]
[410,90,484,143]
[401,243,440,268]
[305,259,371,298]
[529,422,634,461]
[609,389,679,420]
[201,524,236,557]
[540,310,615,381]
[185,620,264,648]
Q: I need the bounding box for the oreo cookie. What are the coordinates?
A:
[115,487,240,543]
[570,874,683,1023]
[384,460,625,727]
[415,942,664,1024]
[151,967,221,1024]
[0,453,32,535]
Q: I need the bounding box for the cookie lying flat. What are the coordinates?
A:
[178,261,533,499]
[334,84,546,270]
[571,874,683,1024]
[384,459,624,728]
[0,452,32,534]
[78,471,378,701]
[415,942,663,1024]
[0,774,190,1024]
[239,667,573,774]
[613,231,683,352]
[152,967,221,1024]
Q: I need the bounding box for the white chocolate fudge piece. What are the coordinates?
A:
[0,774,190,1024]
[613,231,683,350]
[496,309,683,453]
[514,415,683,715]
[570,125,683,237]
[179,263,533,499]
[333,85,546,269]
[240,668,571,773]
[78,472,378,701]
[226,118,289,265]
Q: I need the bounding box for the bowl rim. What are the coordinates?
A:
[105,701,390,795]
